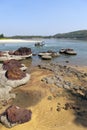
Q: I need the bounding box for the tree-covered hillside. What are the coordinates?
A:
[54,30,87,39]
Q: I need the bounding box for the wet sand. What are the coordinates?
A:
[0,64,87,130]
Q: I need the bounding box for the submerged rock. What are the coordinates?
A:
[41,55,52,60]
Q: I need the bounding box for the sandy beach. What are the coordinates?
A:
[0,61,87,130]
[0,39,43,43]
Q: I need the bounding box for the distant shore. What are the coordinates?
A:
[0,39,43,43]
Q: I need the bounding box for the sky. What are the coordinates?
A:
[0,0,87,36]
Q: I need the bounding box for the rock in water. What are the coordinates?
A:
[5,68,26,80]
[0,105,32,128]
[14,47,32,55]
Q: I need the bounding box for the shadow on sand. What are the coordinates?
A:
[12,89,44,108]
[65,89,87,127]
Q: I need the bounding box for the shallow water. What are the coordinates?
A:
[0,38,87,66]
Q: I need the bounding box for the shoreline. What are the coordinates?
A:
[0,39,43,43]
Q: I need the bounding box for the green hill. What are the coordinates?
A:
[54,30,87,39]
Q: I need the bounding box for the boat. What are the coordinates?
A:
[35,41,45,47]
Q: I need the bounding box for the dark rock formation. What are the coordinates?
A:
[3,59,22,70]
[13,47,32,55]
[0,105,32,128]
[5,68,26,80]
[39,63,87,91]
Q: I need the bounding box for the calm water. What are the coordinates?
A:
[0,38,87,66]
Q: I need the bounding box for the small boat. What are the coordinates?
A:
[35,41,45,47]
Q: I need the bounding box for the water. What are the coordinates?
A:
[0,38,87,66]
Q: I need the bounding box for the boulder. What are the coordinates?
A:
[14,47,32,56]
[41,55,52,60]
[0,71,30,88]
[0,105,32,128]
[59,48,77,55]
[3,59,22,70]
[5,68,26,80]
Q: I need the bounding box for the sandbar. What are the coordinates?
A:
[0,39,43,43]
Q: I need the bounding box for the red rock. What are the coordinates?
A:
[5,67,26,80]
[14,47,32,56]
[3,59,22,70]
[6,105,32,124]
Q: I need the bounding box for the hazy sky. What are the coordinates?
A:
[0,0,87,36]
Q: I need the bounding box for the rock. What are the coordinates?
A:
[59,49,65,54]
[0,71,30,88]
[0,71,30,101]
[41,77,54,84]
[63,84,70,89]
[55,82,63,88]
[59,48,77,55]
[0,115,17,128]
[0,105,32,128]
[3,59,22,70]
[51,52,60,57]
[64,103,80,111]
[65,60,69,63]
[5,68,26,80]
[41,55,52,60]
[38,50,60,58]
[56,107,61,112]
[73,86,80,90]
[38,52,52,57]
[14,47,32,55]
[64,103,72,110]
[47,96,52,100]
[0,86,15,101]
[6,105,32,124]
[65,49,77,55]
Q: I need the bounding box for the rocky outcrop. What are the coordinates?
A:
[59,48,77,55]
[38,50,60,60]
[0,60,30,101]
[5,68,26,80]
[0,85,15,101]
[0,70,30,88]
[3,59,22,70]
[13,47,32,55]
[0,105,32,128]
[39,63,87,92]
[0,71,30,101]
